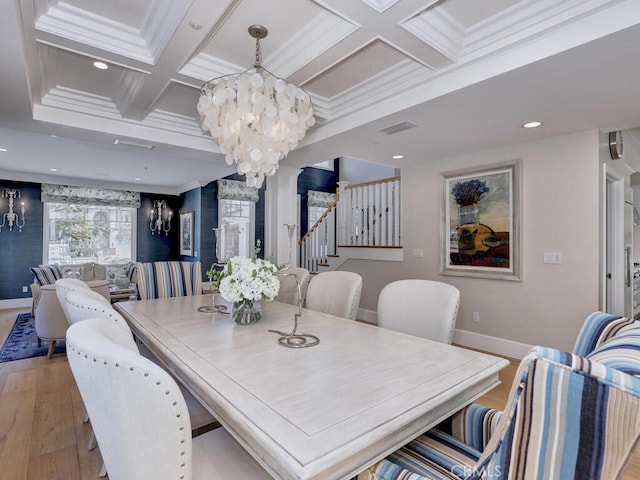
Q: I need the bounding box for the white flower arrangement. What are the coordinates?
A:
[212,246,281,304]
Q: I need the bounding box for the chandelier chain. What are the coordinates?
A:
[254,37,262,69]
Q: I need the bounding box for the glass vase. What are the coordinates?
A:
[231,299,262,325]
[458,204,479,225]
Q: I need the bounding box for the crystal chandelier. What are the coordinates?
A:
[197,25,315,188]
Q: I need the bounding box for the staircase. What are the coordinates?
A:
[300,177,401,273]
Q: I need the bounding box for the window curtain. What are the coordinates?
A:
[217,179,259,203]
[307,190,336,208]
[41,184,141,208]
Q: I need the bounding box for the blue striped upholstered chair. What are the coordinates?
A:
[358,312,640,480]
[135,261,203,300]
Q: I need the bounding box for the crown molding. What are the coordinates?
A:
[358,0,400,14]
[35,1,153,63]
[142,110,204,137]
[42,87,122,118]
[179,53,242,83]
[265,10,358,79]
[326,59,430,120]
[115,70,148,115]
[401,7,465,62]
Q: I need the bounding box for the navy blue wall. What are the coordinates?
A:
[137,193,180,262]
[298,159,339,238]
[200,182,218,275]
[178,188,201,263]
[0,181,180,300]
[0,181,43,299]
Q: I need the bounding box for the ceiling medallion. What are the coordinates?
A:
[197,25,315,187]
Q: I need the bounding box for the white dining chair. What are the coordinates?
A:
[66,317,271,480]
[275,267,310,306]
[65,289,215,427]
[377,279,460,344]
[64,290,216,477]
[305,271,362,320]
[64,290,128,327]
[55,277,92,323]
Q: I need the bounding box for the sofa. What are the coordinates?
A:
[359,312,640,480]
[29,262,136,357]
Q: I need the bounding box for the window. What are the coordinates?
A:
[308,205,326,231]
[44,203,136,264]
[218,198,254,259]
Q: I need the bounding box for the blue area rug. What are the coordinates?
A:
[0,313,66,362]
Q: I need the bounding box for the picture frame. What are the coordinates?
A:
[179,211,194,256]
[440,159,522,281]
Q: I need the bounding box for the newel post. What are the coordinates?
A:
[337,181,350,246]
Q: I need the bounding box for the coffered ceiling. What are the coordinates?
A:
[1,0,640,194]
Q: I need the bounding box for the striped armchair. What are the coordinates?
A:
[359,313,640,480]
[134,261,203,300]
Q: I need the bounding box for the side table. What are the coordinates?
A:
[109,284,137,303]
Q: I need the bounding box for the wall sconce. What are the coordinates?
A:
[149,200,172,235]
[0,188,25,232]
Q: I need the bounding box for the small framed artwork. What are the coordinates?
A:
[440,159,522,281]
[179,211,194,256]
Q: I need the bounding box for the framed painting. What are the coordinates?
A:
[180,211,194,256]
[440,159,522,281]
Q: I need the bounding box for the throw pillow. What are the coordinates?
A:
[106,265,128,284]
[30,265,63,285]
[587,332,640,378]
[126,262,136,281]
[63,266,84,280]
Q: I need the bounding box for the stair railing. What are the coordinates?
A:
[300,176,401,272]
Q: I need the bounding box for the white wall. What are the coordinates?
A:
[343,130,601,352]
[339,156,397,184]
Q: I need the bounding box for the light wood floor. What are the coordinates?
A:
[0,307,638,479]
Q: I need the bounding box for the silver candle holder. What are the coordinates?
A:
[269,223,319,348]
[269,270,319,348]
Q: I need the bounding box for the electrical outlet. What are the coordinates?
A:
[472,312,480,323]
[22,286,28,293]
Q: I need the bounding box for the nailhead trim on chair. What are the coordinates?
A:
[67,341,192,479]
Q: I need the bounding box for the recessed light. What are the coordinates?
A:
[135,177,141,181]
[392,154,404,159]
[0,148,7,152]
[50,168,58,172]
[522,121,542,129]
[189,21,202,30]
[93,61,109,70]
[50,134,57,138]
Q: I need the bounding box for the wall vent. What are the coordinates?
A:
[114,139,155,150]
[378,121,417,135]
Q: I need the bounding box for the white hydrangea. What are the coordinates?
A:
[218,256,280,304]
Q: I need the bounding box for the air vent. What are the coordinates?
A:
[378,121,417,135]
[114,139,155,150]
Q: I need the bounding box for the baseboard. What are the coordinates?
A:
[357,308,531,359]
[453,329,532,359]
[0,297,32,310]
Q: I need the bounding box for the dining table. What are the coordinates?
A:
[115,295,509,480]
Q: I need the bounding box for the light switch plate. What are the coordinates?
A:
[412,248,424,258]
[543,252,562,264]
